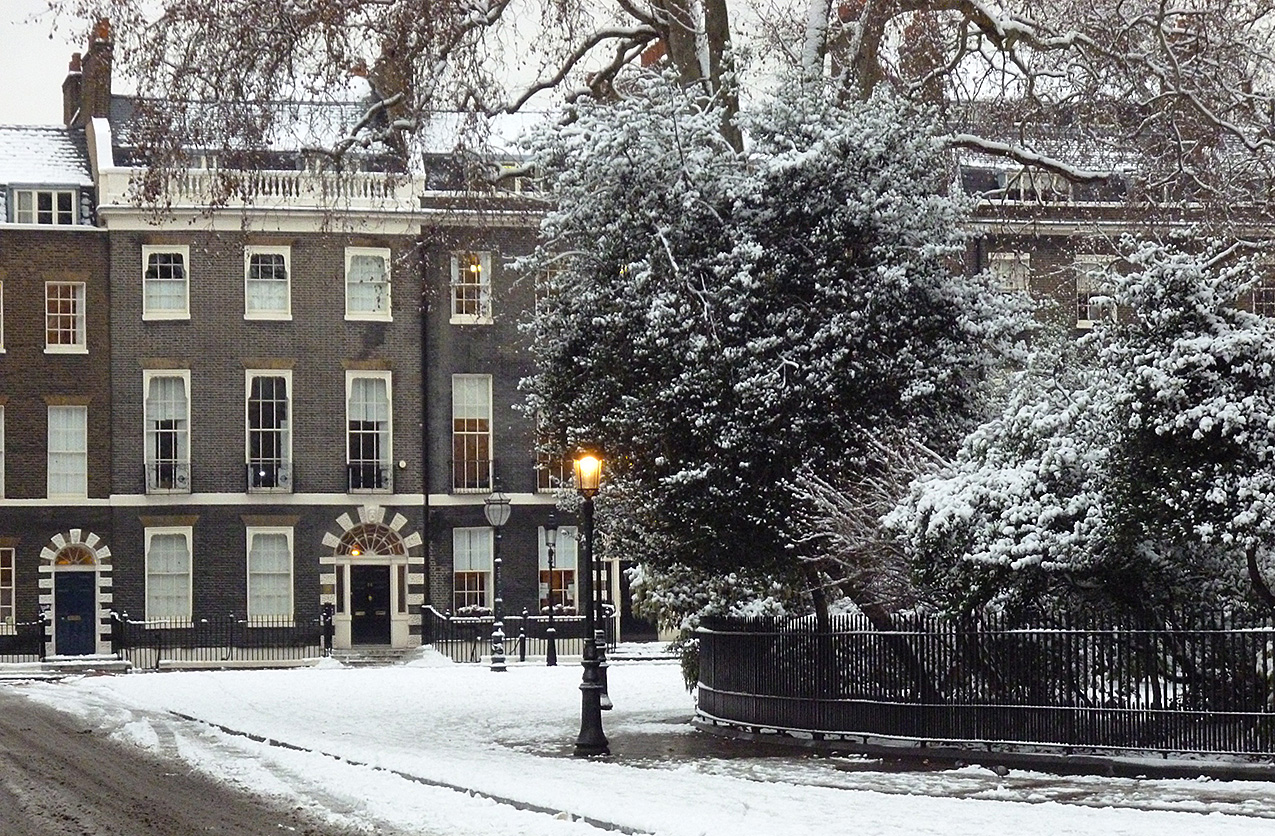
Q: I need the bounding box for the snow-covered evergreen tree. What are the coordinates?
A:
[891,241,1275,618]
[523,76,1030,623]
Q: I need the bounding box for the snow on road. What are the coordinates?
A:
[5,651,1275,836]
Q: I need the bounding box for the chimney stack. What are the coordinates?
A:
[62,52,83,127]
[74,19,114,128]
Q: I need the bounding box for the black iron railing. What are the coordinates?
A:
[0,618,47,662]
[697,612,1275,756]
[111,612,328,669]
[422,606,615,663]
[145,461,191,493]
[347,462,391,492]
[246,460,293,492]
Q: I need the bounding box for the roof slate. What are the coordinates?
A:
[0,125,93,187]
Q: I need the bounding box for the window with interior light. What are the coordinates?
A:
[452,527,492,612]
[450,251,492,324]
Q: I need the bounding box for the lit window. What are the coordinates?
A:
[145,527,192,621]
[247,527,293,620]
[245,246,291,319]
[144,372,190,493]
[345,247,391,320]
[45,282,86,352]
[347,373,391,492]
[538,525,578,613]
[988,252,1030,294]
[452,527,492,612]
[450,251,492,324]
[47,405,87,498]
[452,374,491,492]
[13,189,76,225]
[246,371,292,491]
[142,246,189,319]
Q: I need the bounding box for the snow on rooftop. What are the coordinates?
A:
[0,125,93,186]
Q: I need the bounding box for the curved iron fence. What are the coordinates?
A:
[696,612,1275,756]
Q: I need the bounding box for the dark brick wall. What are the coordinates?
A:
[109,229,424,496]
[108,503,425,620]
[0,506,112,622]
[0,227,111,499]
[420,221,560,614]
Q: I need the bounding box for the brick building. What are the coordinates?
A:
[0,120,113,656]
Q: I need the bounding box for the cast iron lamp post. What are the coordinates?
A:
[543,513,558,667]
[572,453,609,756]
[484,486,512,672]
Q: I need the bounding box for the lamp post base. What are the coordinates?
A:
[545,625,558,667]
[574,639,610,757]
[490,622,507,673]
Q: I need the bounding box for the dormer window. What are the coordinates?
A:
[1000,170,1072,204]
[13,189,76,225]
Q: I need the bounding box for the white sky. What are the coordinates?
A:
[1,0,84,125]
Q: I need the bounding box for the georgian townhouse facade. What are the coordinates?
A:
[0,123,113,656]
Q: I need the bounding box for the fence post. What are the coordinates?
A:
[38,606,50,661]
[519,608,528,662]
[322,603,335,656]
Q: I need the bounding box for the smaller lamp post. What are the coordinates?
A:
[484,486,512,672]
[572,453,609,756]
[543,513,559,667]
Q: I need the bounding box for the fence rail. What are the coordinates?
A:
[111,613,329,670]
[422,607,614,663]
[0,619,46,663]
[697,612,1275,756]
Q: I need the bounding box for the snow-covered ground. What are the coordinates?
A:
[4,648,1275,836]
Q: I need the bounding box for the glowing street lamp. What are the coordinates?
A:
[572,453,608,756]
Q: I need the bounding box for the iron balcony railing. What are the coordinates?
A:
[347,462,392,492]
[246,460,293,492]
[145,461,191,493]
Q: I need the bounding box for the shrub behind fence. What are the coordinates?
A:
[697,612,1275,756]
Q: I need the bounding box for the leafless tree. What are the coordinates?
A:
[42,1,1275,212]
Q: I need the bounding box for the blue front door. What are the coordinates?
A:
[54,572,96,656]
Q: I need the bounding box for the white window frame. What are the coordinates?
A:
[144,526,193,623]
[346,371,393,493]
[452,374,492,493]
[244,245,292,320]
[245,370,293,492]
[452,526,493,612]
[141,245,190,320]
[538,525,579,613]
[0,546,13,629]
[44,281,87,353]
[988,252,1031,294]
[344,247,392,321]
[1002,169,1072,204]
[1075,256,1116,329]
[143,370,191,493]
[47,405,87,499]
[246,526,294,621]
[12,188,77,225]
[450,251,493,324]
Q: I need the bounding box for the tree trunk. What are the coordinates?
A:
[1246,544,1275,613]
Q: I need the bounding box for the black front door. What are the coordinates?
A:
[54,572,96,656]
[350,565,391,645]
